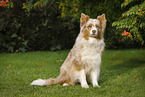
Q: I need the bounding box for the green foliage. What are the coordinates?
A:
[22,0,51,15]
[0,0,145,52]
[121,0,134,8]
[0,0,79,52]
[112,17,136,29]
[59,0,79,20]
[112,1,145,45]
[0,7,28,52]
[59,0,139,49]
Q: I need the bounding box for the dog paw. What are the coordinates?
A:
[81,84,89,88]
[93,84,100,87]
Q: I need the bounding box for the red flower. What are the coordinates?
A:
[73,4,77,6]
[39,3,42,7]
[0,0,9,7]
[138,8,145,14]
[122,30,129,36]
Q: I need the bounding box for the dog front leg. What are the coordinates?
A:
[91,68,100,87]
[77,69,89,88]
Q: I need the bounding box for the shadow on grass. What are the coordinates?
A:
[100,58,145,84]
[114,58,145,69]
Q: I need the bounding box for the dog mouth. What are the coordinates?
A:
[90,34,97,38]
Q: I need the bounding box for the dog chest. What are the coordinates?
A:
[81,46,101,70]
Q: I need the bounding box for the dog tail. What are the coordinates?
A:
[30,69,69,86]
[30,75,66,86]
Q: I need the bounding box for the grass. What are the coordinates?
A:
[0,49,145,97]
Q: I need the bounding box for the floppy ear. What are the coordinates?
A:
[80,13,90,27]
[97,14,107,34]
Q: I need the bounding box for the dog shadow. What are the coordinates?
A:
[100,58,145,84]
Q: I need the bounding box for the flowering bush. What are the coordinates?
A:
[0,0,79,52]
[59,0,79,20]
[0,0,145,52]
[122,30,133,40]
[0,0,13,8]
[112,0,145,45]
[22,0,50,15]
[0,0,9,7]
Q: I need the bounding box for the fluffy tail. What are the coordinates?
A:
[30,79,47,86]
[30,73,68,86]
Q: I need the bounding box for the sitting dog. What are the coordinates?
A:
[31,13,106,88]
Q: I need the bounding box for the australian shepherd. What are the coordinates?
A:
[31,13,106,88]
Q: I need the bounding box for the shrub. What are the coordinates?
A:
[112,0,145,46]
[0,0,78,52]
[0,0,144,53]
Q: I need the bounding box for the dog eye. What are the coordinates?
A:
[96,25,99,28]
[88,25,92,28]
[96,25,101,29]
[95,24,100,28]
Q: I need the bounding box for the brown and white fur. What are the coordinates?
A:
[30,13,106,88]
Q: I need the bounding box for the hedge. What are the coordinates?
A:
[0,0,144,52]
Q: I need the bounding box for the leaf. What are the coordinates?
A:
[122,5,139,17]
[112,17,136,29]
[42,20,48,26]
[122,1,145,17]
[121,0,134,8]
[131,27,144,44]
[11,33,17,38]
[140,23,145,29]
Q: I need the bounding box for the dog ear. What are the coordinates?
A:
[80,13,89,27]
[97,14,107,34]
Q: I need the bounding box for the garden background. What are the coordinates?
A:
[0,0,145,53]
[0,0,145,96]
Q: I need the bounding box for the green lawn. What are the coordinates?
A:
[0,49,145,97]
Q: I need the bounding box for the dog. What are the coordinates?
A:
[31,13,106,88]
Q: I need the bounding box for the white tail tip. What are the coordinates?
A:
[30,79,46,86]
[63,83,69,86]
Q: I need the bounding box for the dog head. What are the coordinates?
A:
[80,13,106,40]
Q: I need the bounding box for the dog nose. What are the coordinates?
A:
[92,30,96,34]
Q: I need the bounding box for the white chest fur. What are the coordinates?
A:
[79,38,104,73]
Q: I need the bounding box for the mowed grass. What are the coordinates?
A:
[0,49,145,97]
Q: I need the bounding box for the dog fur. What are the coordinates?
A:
[31,13,106,88]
